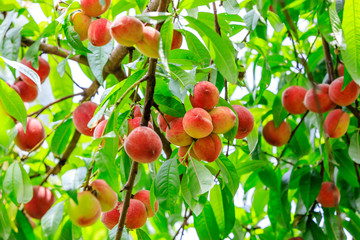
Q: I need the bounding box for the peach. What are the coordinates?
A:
[101,202,121,229]
[118,199,147,229]
[183,108,213,138]
[262,120,291,147]
[24,186,55,219]
[166,118,193,146]
[20,56,50,87]
[133,105,142,117]
[68,191,101,227]
[88,18,112,47]
[193,134,222,162]
[73,101,103,137]
[110,16,143,47]
[93,119,124,146]
[171,30,183,50]
[80,0,111,17]
[71,11,92,41]
[124,126,162,163]
[209,106,236,134]
[15,117,45,151]
[127,117,153,134]
[133,190,159,218]
[323,109,350,138]
[281,86,308,114]
[14,81,38,102]
[316,182,341,208]
[338,63,344,77]
[329,77,360,106]
[157,114,177,132]
[232,105,254,139]
[190,81,219,111]
[90,179,118,212]
[135,26,160,59]
[178,145,200,166]
[6,82,20,95]
[304,84,336,113]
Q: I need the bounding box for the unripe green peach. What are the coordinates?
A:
[262,120,291,147]
[71,11,92,41]
[88,18,112,47]
[80,0,111,17]
[323,109,350,138]
[209,106,236,134]
[329,77,360,106]
[127,117,153,135]
[316,182,340,208]
[171,30,183,50]
[183,108,213,138]
[232,105,254,139]
[190,81,219,111]
[90,179,118,212]
[20,56,50,87]
[119,199,147,229]
[110,16,144,46]
[101,202,121,229]
[73,101,103,137]
[14,81,38,102]
[166,118,193,146]
[304,84,336,113]
[68,191,101,227]
[135,26,160,58]
[157,114,177,132]
[281,86,308,114]
[133,190,159,218]
[193,134,222,163]
[15,117,45,151]
[24,186,55,219]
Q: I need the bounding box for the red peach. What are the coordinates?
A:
[118,199,147,229]
[135,26,160,59]
[71,11,92,41]
[209,106,236,134]
[281,86,308,114]
[171,30,183,50]
[190,81,219,111]
[133,190,159,218]
[73,101,103,137]
[14,81,38,102]
[304,84,336,113]
[110,16,144,47]
[338,63,344,77]
[68,191,101,227]
[88,18,112,47]
[316,182,341,208]
[183,108,213,138]
[101,202,121,229]
[80,0,111,17]
[178,145,200,166]
[20,56,50,87]
[133,105,142,117]
[15,117,45,151]
[329,77,360,106]
[24,186,55,219]
[6,82,20,95]
[157,114,177,132]
[323,109,350,138]
[166,118,193,146]
[193,134,222,163]
[93,119,124,146]
[262,120,291,147]
[90,179,118,212]
[232,105,254,139]
[127,117,153,134]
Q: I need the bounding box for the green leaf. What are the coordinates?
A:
[184,30,211,65]
[187,159,214,197]
[95,149,120,193]
[136,12,172,25]
[244,9,260,30]
[51,119,74,156]
[181,174,206,216]
[14,210,35,240]
[3,162,33,204]
[180,0,215,10]
[168,64,196,101]
[222,0,240,15]
[0,201,11,240]
[216,154,239,196]
[159,18,173,73]
[87,41,113,85]
[299,169,322,210]
[268,11,284,32]
[136,229,151,240]
[64,16,92,54]
[349,131,360,164]
[218,99,238,142]
[41,202,64,237]
[194,203,220,240]
[237,160,268,176]
[61,167,87,204]
[272,91,288,128]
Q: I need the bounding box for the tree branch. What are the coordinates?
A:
[322,35,335,83]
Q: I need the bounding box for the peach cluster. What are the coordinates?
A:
[157,81,254,164]
[101,190,159,230]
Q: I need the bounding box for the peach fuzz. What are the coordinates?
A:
[193,134,222,163]
[119,199,147,229]
[124,126,162,163]
[127,117,153,134]
[165,118,193,146]
[281,86,308,114]
[93,119,124,146]
[190,81,219,111]
[178,145,200,166]
[90,179,118,212]
[71,11,92,41]
[323,109,350,138]
[68,191,101,227]
[304,84,336,113]
[157,114,177,132]
[171,30,183,50]
[262,120,291,147]
[20,56,50,87]
[88,18,112,47]
[134,190,159,218]
[110,16,144,47]
[135,26,160,58]
[316,182,340,208]
[24,186,55,219]
[14,81,38,102]
[80,0,111,17]
[209,106,236,134]
[73,101,103,137]
[232,105,254,139]
[101,202,121,229]
[329,77,360,106]
[15,117,45,151]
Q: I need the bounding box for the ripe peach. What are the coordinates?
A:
[124,126,162,163]
[171,30,183,50]
[73,101,103,137]
[110,16,143,47]
[209,106,236,134]
[118,199,147,229]
[88,18,112,47]
[281,86,308,114]
[178,145,200,166]
[329,77,360,106]
[323,109,350,138]
[157,114,177,132]
[232,105,254,139]
[133,105,142,117]
[338,63,344,77]
[190,81,219,111]
[304,84,336,113]
[24,186,55,219]
[101,202,121,229]
[71,11,92,41]
[15,117,45,151]
[90,179,118,212]
[133,190,159,218]
[135,26,160,58]
[93,119,124,146]
[20,56,50,87]
[6,82,20,95]
[14,81,38,102]
[68,191,101,227]
[262,120,291,147]
[166,118,193,146]
[183,108,213,138]
[316,182,341,208]
[127,117,153,134]
[193,134,222,162]
[80,0,111,17]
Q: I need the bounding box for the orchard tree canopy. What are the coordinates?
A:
[1,0,360,239]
